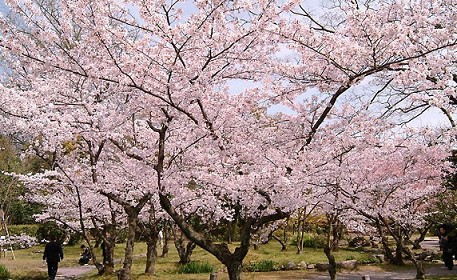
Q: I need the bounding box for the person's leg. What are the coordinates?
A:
[46,262,52,279]
[47,261,58,279]
[47,261,56,279]
[443,250,454,270]
[53,261,59,279]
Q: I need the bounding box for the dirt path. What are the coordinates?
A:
[40,264,97,279]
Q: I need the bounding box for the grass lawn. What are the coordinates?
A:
[0,240,376,279]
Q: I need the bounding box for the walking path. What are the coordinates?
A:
[55,265,97,279]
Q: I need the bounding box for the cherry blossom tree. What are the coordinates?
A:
[0,1,289,280]
[272,0,456,132]
[330,125,451,279]
[1,1,456,280]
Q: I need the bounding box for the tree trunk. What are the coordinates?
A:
[414,261,426,280]
[374,219,396,264]
[271,234,287,251]
[98,191,150,280]
[173,225,197,264]
[402,245,425,279]
[175,239,196,264]
[103,239,115,274]
[296,225,305,254]
[282,218,289,251]
[324,246,338,280]
[324,213,341,280]
[394,240,404,265]
[161,222,169,258]
[120,214,138,280]
[226,259,243,280]
[227,221,235,244]
[331,226,342,251]
[145,231,159,275]
[412,226,431,250]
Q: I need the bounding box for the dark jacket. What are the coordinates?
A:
[43,241,64,263]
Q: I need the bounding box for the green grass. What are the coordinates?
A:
[244,260,276,272]
[177,261,214,274]
[0,240,409,280]
[0,264,11,280]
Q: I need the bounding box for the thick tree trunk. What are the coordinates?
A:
[226,259,243,280]
[331,226,342,251]
[175,239,196,264]
[120,214,138,280]
[324,246,338,280]
[103,239,115,274]
[145,231,159,275]
[374,219,396,264]
[172,225,197,264]
[394,241,405,265]
[324,213,341,280]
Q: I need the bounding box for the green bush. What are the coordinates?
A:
[290,233,326,248]
[356,255,380,264]
[0,264,10,280]
[177,261,214,274]
[302,234,326,248]
[244,260,276,272]
[36,222,65,242]
[8,224,39,237]
[67,232,83,246]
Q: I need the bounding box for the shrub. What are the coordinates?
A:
[302,234,326,248]
[244,260,276,272]
[290,234,326,248]
[348,236,370,248]
[36,222,65,242]
[0,264,10,280]
[67,232,82,246]
[357,255,380,264]
[177,261,213,274]
[8,224,39,237]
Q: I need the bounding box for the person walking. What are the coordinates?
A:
[438,224,457,270]
[43,235,64,280]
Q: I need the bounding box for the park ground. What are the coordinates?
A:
[2,236,457,279]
